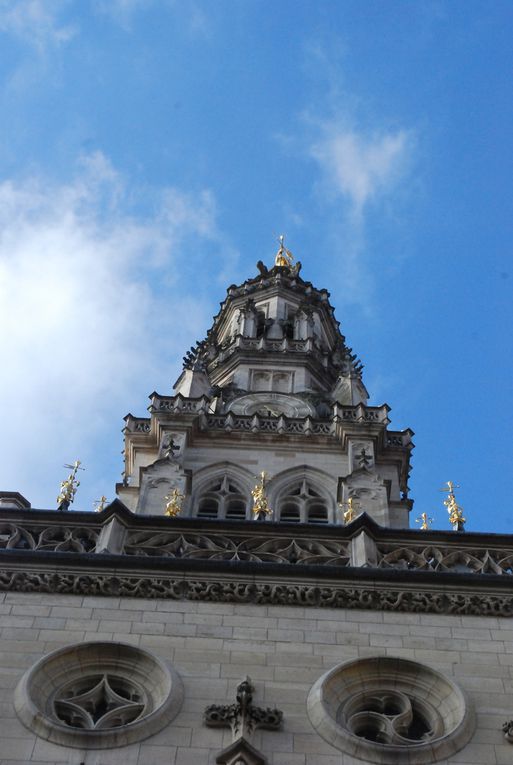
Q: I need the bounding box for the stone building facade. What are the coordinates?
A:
[1,252,513,765]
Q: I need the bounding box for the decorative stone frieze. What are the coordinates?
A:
[1,569,513,616]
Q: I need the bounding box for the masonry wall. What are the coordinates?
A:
[0,590,511,765]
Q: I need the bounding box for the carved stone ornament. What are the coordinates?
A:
[14,642,183,748]
[1,569,513,617]
[307,657,475,764]
[214,736,267,765]
[205,677,283,765]
[205,677,282,739]
[502,720,513,743]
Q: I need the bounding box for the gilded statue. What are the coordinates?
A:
[440,481,465,531]
[252,471,272,520]
[164,487,184,517]
[57,459,84,511]
[415,512,434,530]
[93,496,108,513]
[274,235,294,268]
[338,496,359,524]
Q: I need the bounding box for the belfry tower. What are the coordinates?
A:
[118,240,414,527]
[1,237,512,765]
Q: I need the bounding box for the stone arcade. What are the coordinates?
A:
[1,249,513,764]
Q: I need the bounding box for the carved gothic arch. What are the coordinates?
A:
[268,465,337,524]
[191,462,254,520]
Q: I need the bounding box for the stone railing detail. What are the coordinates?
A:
[0,522,99,553]
[203,413,337,437]
[150,395,210,414]
[124,531,350,566]
[377,543,513,575]
[2,510,513,615]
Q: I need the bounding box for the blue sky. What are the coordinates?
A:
[0,0,512,532]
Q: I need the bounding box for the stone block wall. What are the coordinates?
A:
[0,590,512,764]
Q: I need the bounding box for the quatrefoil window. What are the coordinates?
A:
[307,657,475,764]
[54,674,145,730]
[15,642,183,748]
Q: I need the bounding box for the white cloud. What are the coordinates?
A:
[0,0,75,50]
[94,0,210,37]
[304,118,413,313]
[311,125,410,220]
[93,0,153,30]
[0,152,233,510]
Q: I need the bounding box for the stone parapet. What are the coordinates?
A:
[1,506,513,616]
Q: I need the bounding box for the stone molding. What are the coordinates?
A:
[1,568,513,616]
[2,509,513,616]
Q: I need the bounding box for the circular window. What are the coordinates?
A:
[307,657,474,764]
[14,641,183,748]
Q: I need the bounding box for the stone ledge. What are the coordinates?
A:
[0,566,512,617]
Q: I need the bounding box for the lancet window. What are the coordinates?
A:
[196,476,249,520]
[276,479,331,524]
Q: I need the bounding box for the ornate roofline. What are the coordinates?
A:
[1,506,512,616]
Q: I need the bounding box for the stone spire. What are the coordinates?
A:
[117,245,414,527]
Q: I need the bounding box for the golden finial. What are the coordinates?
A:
[439,480,460,494]
[251,471,272,520]
[164,487,184,518]
[274,234,294,268]
[440,481,466,531]
[93,496,108,513]
[338,496,360,524]
[415,512,434,530]
[57,459,84,511]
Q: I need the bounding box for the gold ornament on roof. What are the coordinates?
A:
[164,488,184,517]
[274,235,294,268]
[93,496,108,513]
[440,481,465,531]
[415,512,434,530]
[252,471,272,520]
[57,460,84,511]
[338,496,360,524]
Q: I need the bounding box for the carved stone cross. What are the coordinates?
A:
[205,677,283,765]
[357,447,372,468]
[164,436,180,460]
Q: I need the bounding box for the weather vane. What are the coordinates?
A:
[57,459,84,511]
[338,496,360,524]
[274,235,294,268]
[416,512,434,530]
[164,487,184,517]
[93,496,108,513]
[252,471,272,520]
[440,481,465,531]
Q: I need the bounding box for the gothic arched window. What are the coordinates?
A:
[196,476,249,520]
[276,479,330,524]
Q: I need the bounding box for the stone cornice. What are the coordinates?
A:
[0,508,512,615]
